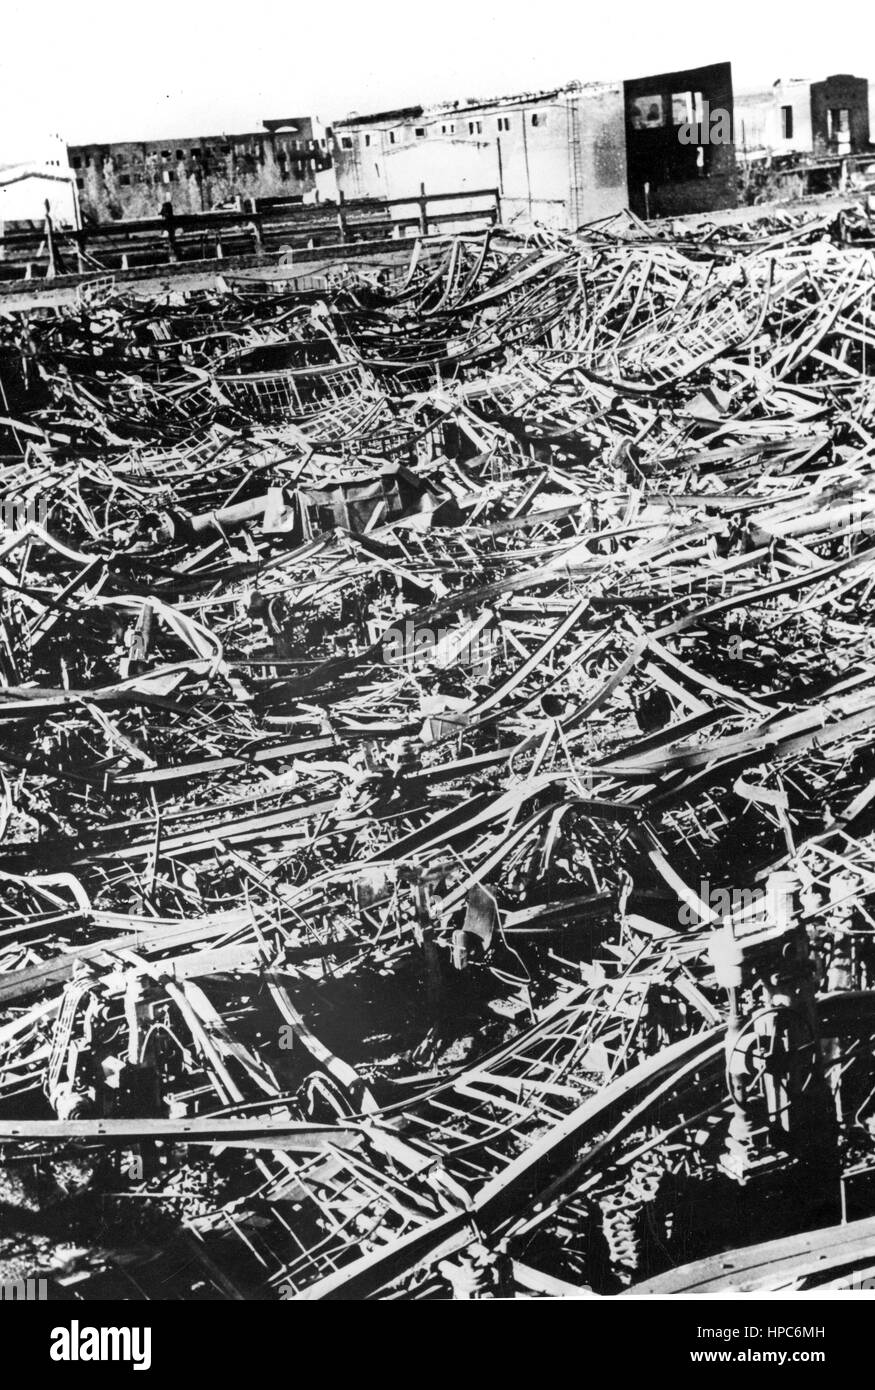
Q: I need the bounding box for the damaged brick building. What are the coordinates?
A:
[68,119,332,221]
[810,74,870,155]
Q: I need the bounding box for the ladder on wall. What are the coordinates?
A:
[567,94,586,233]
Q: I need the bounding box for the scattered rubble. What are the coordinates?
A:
[3,212,875,1297]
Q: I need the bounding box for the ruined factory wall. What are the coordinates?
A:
[623,61,737,219]
[334,100,566,229]
[485,96,573,229]
[332,89,625,232]
[332,107,419,201]
[810,74,870,155]
[336,123,498,204]
[568,86,627,228]
[69,122,330,222]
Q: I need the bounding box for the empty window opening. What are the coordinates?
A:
[629,94,664,129]
[672,91,692,125]
[828,107,850,139]
[781,105,794,139]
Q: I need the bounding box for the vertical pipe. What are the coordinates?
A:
[521,110,532,223]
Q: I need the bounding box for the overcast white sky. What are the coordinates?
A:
[2,0,874,157]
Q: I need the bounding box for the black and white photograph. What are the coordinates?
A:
[2,0,875,1338]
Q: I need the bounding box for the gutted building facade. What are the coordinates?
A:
[810,74,870,155]
[68,119,332,221]
[623,62,737,219]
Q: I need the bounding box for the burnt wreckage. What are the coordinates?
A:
[3,212,875,1298]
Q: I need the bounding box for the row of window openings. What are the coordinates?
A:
[339,111,546,149]
[77,160,313,189]
[70,140,324,170]
[73,154,316,177]
[629,90,705,130]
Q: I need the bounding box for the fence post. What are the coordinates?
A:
[337,190,348,243]
[44,201,59,278]
[418,183,428,236]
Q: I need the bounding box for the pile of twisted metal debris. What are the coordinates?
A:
[4,208,875,1298]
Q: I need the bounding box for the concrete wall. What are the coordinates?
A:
[772,80,813,154]
[331,85,627,232]
[810,74,870,155]
[624,61,737,218]
[490,95,576,229]
[571,85,628,226]
[336,119,496,205]
[492,86,626,229]
[69,121,330,221]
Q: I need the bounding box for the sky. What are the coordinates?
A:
[2,0,875,158]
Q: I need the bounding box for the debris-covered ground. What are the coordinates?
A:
[4,211,875,1298]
